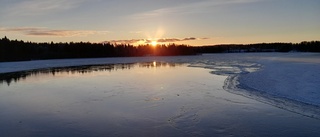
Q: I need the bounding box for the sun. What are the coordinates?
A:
[151,41,157,46]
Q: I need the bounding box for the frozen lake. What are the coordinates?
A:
[0,53,320,137]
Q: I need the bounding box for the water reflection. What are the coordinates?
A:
[0,62,183,86]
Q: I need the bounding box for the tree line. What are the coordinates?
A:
[0,36,195,62]
[0,36,319,62]
[197,41,320,53]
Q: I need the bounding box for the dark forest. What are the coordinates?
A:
[0,36,319,62]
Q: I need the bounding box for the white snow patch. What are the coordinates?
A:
[238,53,320,106]
[220,53,320,118]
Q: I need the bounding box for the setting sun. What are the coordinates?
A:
[151,41,158,46]
[151,41,157,46]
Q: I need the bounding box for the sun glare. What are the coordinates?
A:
[151,41,157,46]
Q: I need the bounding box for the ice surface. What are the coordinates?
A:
[1,53,320,136]
[1,62,320,137]
[1,53,320,118]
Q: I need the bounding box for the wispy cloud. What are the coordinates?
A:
[131,0,261,19]
[0,27,109,37]
[157,37,203,43]
[106,39,146,44]
[103,37,208,45]
[7,0,90,15]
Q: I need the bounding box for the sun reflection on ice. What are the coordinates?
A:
[153,61,157,67]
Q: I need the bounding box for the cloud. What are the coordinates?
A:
[7,0,91,16]
[0,27,109,37]
[157,37,210,43]
[131,0,261,19]
[103,37,208,45]
[106,39,145,44]
[182,37,197,41]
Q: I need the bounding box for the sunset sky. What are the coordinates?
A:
[0,0,319,46]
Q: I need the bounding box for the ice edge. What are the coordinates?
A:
[223,73,320,120]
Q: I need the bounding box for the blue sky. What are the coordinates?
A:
[0,0,319,45]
